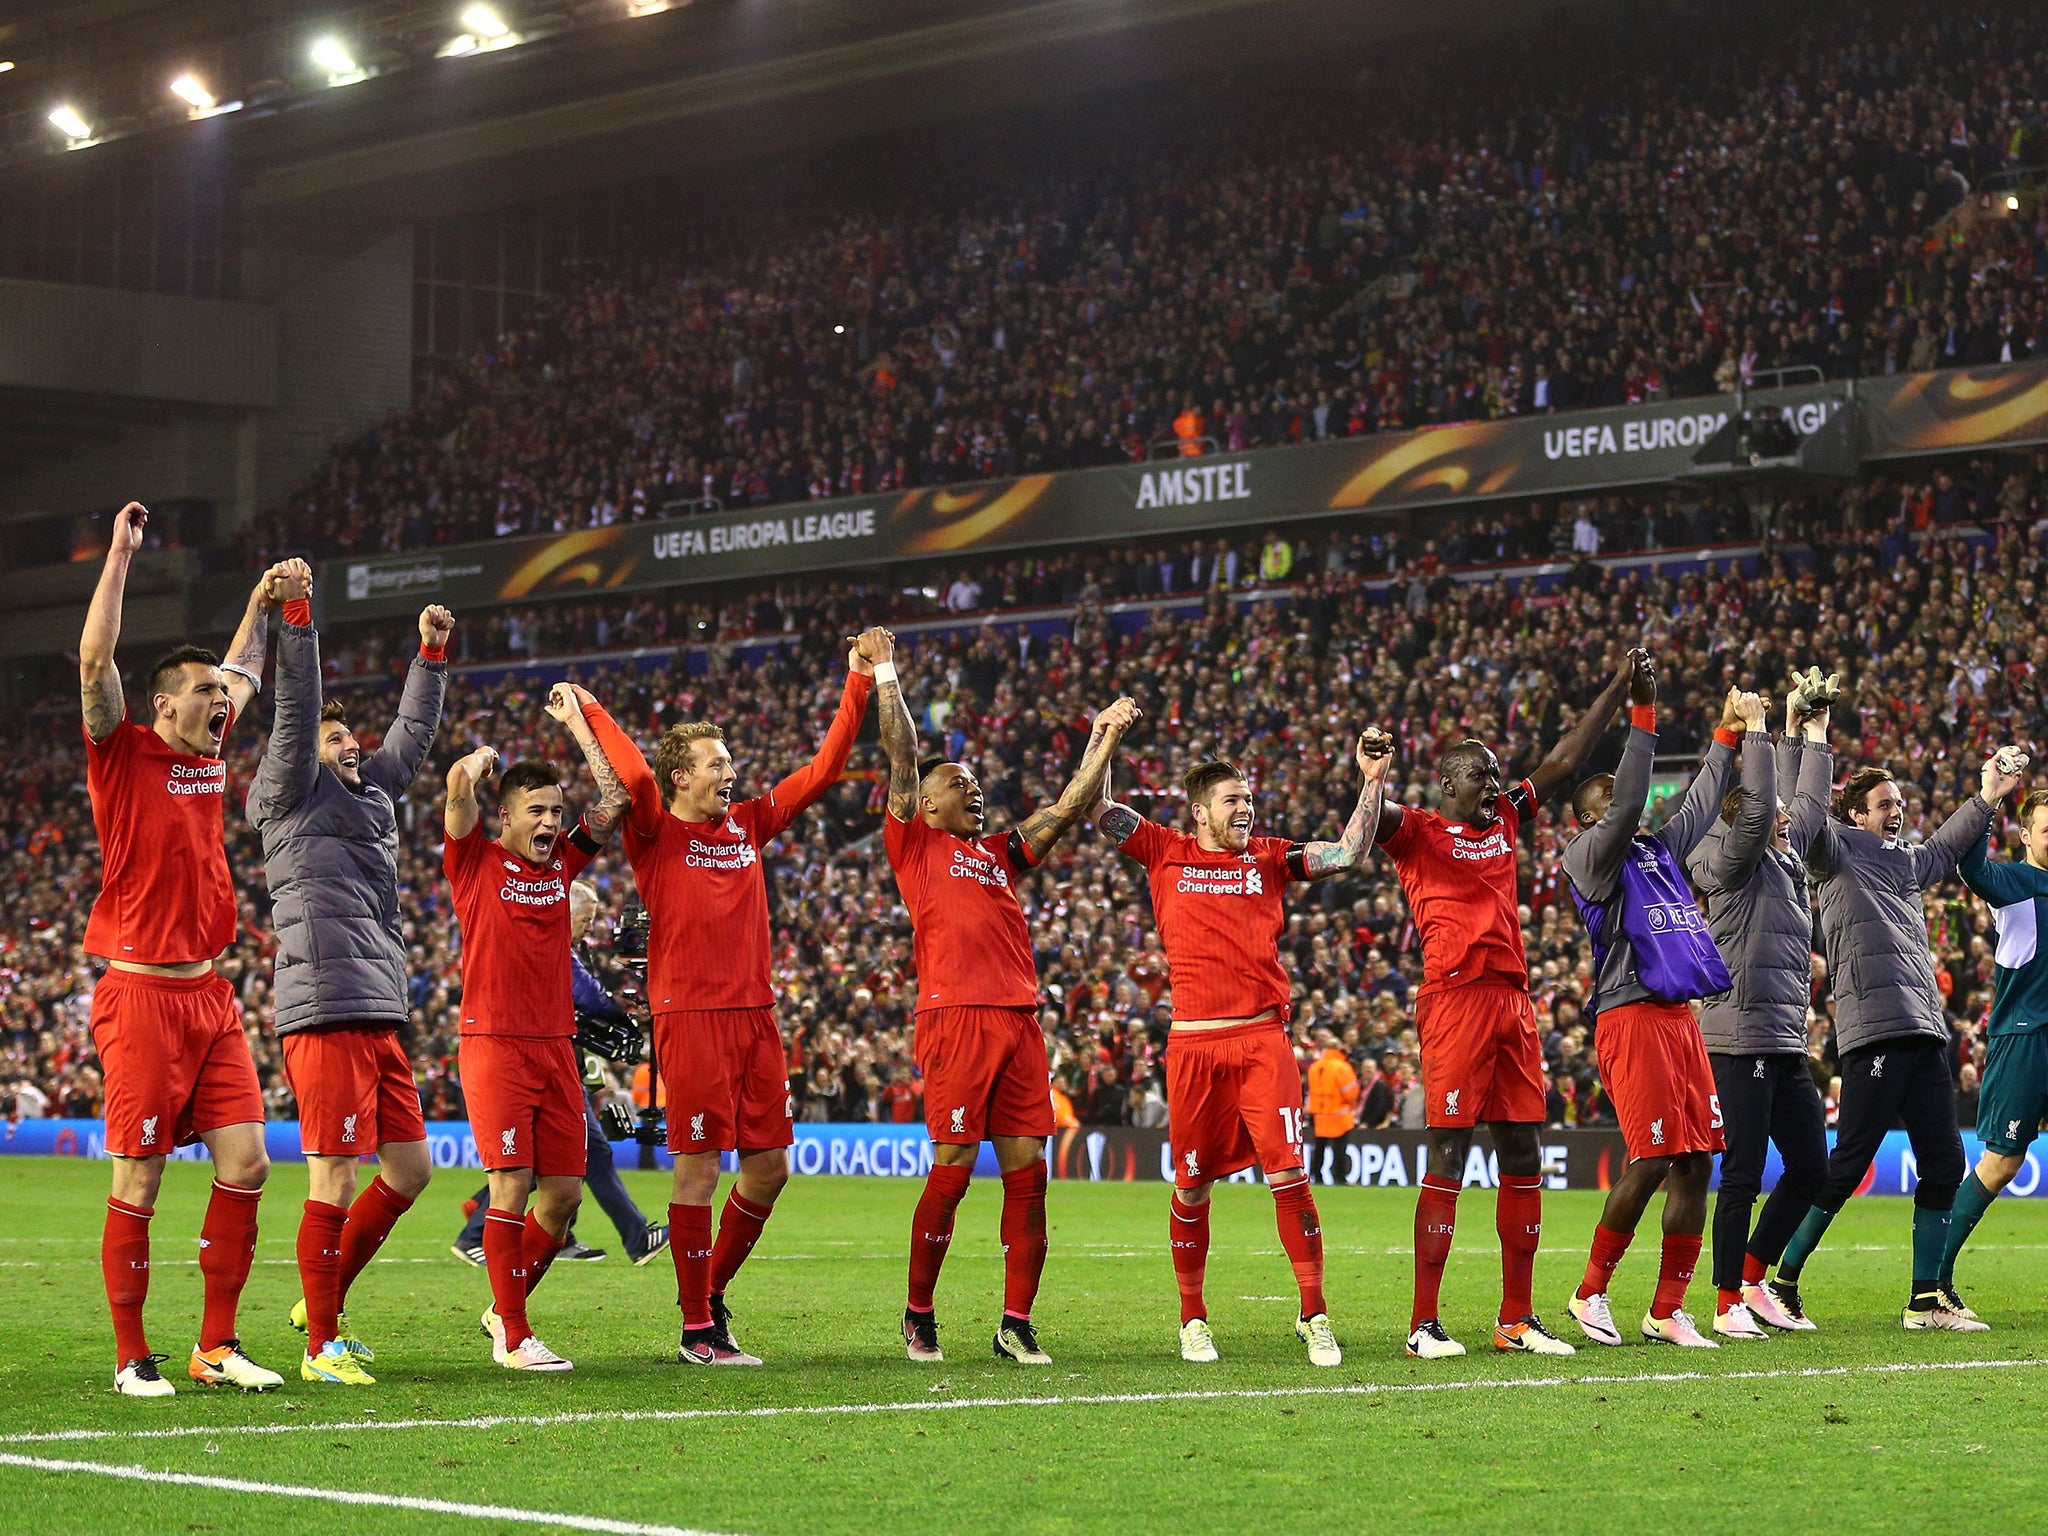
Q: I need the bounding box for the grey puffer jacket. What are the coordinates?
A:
[1689,733,1825,1055]
[248,620,446,1034]
[1794,743,1995,1053]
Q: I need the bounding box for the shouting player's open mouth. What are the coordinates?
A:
[206,701,231,748]
[530,829,556,862]
[967,791,986,829]
[336,745,361,774]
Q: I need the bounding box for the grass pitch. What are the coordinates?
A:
[3,1158,2046,1534]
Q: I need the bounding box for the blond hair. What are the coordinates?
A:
[653,721,725,805]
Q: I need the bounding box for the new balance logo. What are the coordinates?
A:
[1443,1089,1460,1117]
[689,1112,706,1142]
[1754,1059,1766,1079]
[1871,1055,1886,1078]
[340,1114,357,1144]
[1649,1118,1666,1146]
[500,1128,517,1156]
[949,1107,966,1135]
[139,1116,158,1147]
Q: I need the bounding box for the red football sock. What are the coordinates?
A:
[1496,1175,1542,1324]
[671,1202,714,1329]
[1717,1286,1742,1316]
[907,1163,973,1311]
[710,1190,774,1296]
[1270,1175,1327,1318]
[103,1197,153,1366]
[1652,1232,1702,1321]
[1742,1252,1767,1286]
[483,1208,532,1350]
[1411,1174,1460,1330]
[999,1162,1049,1320]
[1170,1194,1210,1324]
[198,1179,262,1351]
[336,1176,414,1300]
[296,1200,348,1353]
[522,1211,568,1295]
[1578,1222,1634,1301]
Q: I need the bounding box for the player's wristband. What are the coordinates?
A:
[1712,726,1741,749]
[282,598,311,628]
[872,661,898,685]
[566,819,603,857]
[419,642,447,663]
[1630,705,1656,732]
[221,661,262,695]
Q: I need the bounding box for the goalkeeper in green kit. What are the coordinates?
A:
[1937,758,2047,1311]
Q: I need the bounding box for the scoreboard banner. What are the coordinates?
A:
[3,1117,2035,1195]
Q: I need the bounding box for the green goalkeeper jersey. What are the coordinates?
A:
[1959,837,2048,1037]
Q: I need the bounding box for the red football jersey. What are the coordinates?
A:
[83,716,239,966]
[885,811,1039,1012]
[444,821,596,1037]
[582,680,871,1013]
[1382,780,1535,997]
[1122,819,1304,1022]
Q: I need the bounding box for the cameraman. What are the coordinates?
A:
[453,883,668,1266]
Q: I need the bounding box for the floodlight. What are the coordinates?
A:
[460,4,510,37]
[48,104,92,140]
[310,36,358,78]
[170,74,215,111]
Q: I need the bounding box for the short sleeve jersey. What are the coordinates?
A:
[1382,780,1535,997]
[885,812,1039,1012]
[83,716,239,965]
[444,821,597,1036]
[1122,819,1303,1022]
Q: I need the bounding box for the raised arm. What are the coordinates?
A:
[1959,817,2036,907]
[1526,646,1642,803]
[1014,698,1142,862]
[1561,661,1657,902]
[79,502,146,742]
[443,745,499,841]
[548,684,632,839]
[1656,689,1757,859]
[581,696,665,840]
[1914,749,2025,893]
[363,605,452,797]
[1698,718,1777,893]
[249,565,320,824]
[219,563,290,722]
[1302,728,1393,878]
[1787,705,1840,874]
[757,633,881,835]
[872,630,922,822]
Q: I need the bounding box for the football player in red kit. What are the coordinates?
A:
[82,501,305,1398]
[581,636,884,1365]
[874,626,1139,1365]
[1370,649,1640,1360]
[1096,735,1392,1367]
[443,684,631,1372]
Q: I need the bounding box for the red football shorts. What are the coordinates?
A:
[1417,981,1546,1128]
[91,969,263,1157]
[1596,1000,1726,1161]
[916,1005,1055,1143]
[283,1026,427,1156]
[656,1007,794,1154]
[1165,1022,1306,1189]
[458,1034,587,1176]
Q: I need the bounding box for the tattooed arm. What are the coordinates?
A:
[80,503,148,742]
[871,629,924,822]
[548,684,631,839]
[1016,697,1142,862]
[1300,728,1393,879]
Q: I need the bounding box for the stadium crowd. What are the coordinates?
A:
[250,0,2048,562]
[7,449,2048,1154]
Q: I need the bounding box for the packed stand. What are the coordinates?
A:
[253,1,2048,563]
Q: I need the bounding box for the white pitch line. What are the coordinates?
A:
[0,1452,739,1535]
[4,1356,2039,1450]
